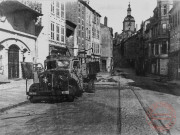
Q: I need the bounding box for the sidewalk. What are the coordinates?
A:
[0,79,33,113]
[114,67,180,87]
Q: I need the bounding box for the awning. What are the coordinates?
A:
[66,20,76,37]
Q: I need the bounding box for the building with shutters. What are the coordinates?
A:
[36,0,66,65]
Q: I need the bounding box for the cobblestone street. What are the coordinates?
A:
[0,71,158,135]
[0,70,180,134]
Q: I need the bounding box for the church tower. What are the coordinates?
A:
[123,3,135,34]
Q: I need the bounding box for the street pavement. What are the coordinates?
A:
[0,70,179,134]
[0,71,157,135]
[0,79,33,112]
[113,68,180,135]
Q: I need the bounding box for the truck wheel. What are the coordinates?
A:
[87,80,95,93]
[67,95,74,102]
[29,96,35,103]
[67,85,75,102]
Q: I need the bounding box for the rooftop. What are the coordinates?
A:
[78,0,101,17]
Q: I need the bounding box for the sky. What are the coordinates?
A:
[89,0,157,33]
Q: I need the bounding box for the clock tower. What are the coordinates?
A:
[123,3,135,34]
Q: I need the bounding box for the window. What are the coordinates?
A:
[61,3,65,19]
[51,1,55,14]
[92,43,94,53]
[78,18,80,23]
[162,24,167,33]
[78,30,81,37]
[163,5,167,15]
[161,41,167,54]
[56,24,60,41]
[51,22,55,40]
[94,28,96,38]
[73,61,80,69]
[97,17,99,25]
[97,30,99,39]
[155,44,159,55]
[95,44,96,53]
[151,44,154,55]
[94,15,96,23]
[61,26,65,42]
[86,28,88,39]
[92,27,94,37]
[96,44,97,53]
[89,30,91,40]
[57,60,70,68]
[56,1,60,18]
[82,31,84,38]
[89,15,91,24]
[97,44,99,54]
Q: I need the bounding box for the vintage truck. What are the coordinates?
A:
[26,54,99,102]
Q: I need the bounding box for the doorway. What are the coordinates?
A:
[102,60,107,71]
[8,45,19,79]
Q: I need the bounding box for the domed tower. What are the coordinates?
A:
[123,3,135,33]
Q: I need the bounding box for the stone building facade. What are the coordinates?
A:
[66,0,101,62]
[0,0,42,80]
[100,17,113,72]
[66,0,86,57]
[145,0,172,76]
[169,0,180,80]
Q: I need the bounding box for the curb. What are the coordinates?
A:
[131,87,172,135]
[0,101,29,113]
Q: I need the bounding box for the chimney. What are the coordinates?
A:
[136,24,138,31]
[115,32,118,38]
[104,16,108,26]
[109,28,113,37]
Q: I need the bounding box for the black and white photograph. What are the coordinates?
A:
[0,0,180,134]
